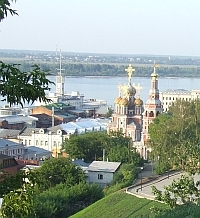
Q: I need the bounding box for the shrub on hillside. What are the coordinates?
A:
[34,182,104,218]
[104,163,138,195]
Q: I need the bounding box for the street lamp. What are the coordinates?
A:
[168,157,170,179]
[140,167,143,191]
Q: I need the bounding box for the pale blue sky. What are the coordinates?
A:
[1,0,200,56]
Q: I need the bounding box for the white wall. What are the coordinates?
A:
[87,171,114,185]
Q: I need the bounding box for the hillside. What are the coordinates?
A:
[70,191,169,218]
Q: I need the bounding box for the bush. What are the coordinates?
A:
[104,163,138,195]
[34,182,104,218]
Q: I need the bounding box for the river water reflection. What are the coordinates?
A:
[48,76,200,107]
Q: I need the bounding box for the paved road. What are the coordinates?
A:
[128,163,200,201]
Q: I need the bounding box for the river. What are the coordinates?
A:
[48,76,200,107]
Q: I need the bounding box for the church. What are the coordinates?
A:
[107,64,163,159]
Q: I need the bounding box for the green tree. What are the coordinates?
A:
[35,157,85,191]
[0,2,54,107]
[34,182,104,218]
[64,131,142,164]
[1,183,35,218]
[0,0,18,22]
[152,174,200,209]
[64,132,111,162]
[0,62,54,106]
[148,99,200,174]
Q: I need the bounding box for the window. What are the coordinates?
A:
[45,141,48,146]
[36,140,39,146]
[53,141,57,147]
[25,139,27,145]
[169,97,171,100]
[163,97,164,100]
[166,97,168,100]
[40,141,43,146]
[98,174,103,180]
[29,140,31,145]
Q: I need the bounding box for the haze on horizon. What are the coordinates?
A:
[1,0,200,57]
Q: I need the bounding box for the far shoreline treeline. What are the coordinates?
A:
[2,60,200,77]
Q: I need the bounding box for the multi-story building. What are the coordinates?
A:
[160,89,200,112]
[18,120,107,156]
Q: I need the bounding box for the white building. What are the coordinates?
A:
[159,89,200,112]
[86,161,121,187]
[18,119,108,156]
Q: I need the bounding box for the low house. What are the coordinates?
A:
[0,139,24,159]
[23,146,52,161]
[86,161,121,187]
[0,115,37,130]
[0,129,20,143]
[0,154,19,174]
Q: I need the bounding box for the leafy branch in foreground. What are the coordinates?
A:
[0,0,18,22]
[152,174,200,209]
[0,62,54,107]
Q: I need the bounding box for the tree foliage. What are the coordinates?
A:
[152,174,200,209]
[34,182,104,218]
[148,99,200,174]
[0,170,37,218]
[104,163,139,195]
[0,62,54,106]
[0,0,18,22]
[34,157,85,191]
[63,131,142,165]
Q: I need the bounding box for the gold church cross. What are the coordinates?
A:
[117,84,122,96]
[125,64,135,83]
[154,61,159,72]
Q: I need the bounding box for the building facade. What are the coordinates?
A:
[159,89,200,112]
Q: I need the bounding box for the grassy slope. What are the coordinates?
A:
[70,191,169,218]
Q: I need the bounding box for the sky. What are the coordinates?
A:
[1,0,200,56]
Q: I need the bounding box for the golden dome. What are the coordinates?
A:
[120,97,129,106]
[135,97,143,106]
[114,96,122,104]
